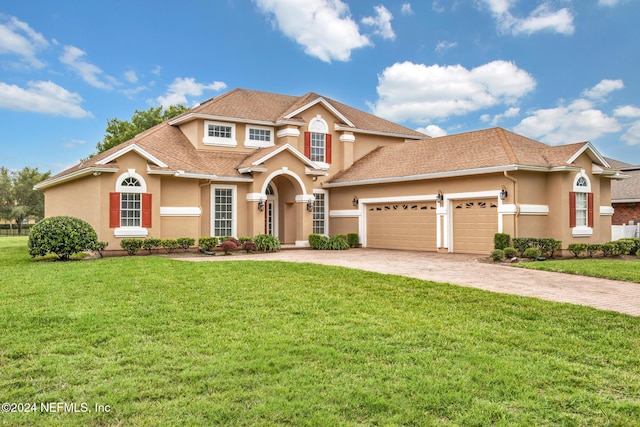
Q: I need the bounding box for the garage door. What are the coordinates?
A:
[452,199,498,254]
[366,202,437,251]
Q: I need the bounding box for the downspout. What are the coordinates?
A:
[504,170,518,238]
[199,180,213,239]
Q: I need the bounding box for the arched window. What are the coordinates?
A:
[304,115,332,164]
[570,172,593,235]
[110,170,151,236]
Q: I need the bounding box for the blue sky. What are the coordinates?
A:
[1,0,640,173]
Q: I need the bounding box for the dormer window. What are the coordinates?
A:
[304,115,331,168]
[203,121,236,146]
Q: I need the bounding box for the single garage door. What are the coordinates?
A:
[366,202,437,251]
[452,199,498,254]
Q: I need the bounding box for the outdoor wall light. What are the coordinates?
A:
[307,200,314,212]
[257,198,266,212]
[500,185,508,200]
[352,195,359,206]
[436,190,443,203]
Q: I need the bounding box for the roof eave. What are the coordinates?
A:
[334,124,427,140]
[33,166,119,190]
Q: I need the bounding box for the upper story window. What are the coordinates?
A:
[203,121,236,146]
[245,125,275,148]
[304,115,331,167]
[310,132,326,162]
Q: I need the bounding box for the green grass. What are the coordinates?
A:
[1,237,639,426]
[518,258,640,283]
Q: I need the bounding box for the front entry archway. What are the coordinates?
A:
[264,183,277,237]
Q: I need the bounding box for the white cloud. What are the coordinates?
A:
[482,106,521,125]
[598,0,621,6]
[514,99,621,145]
[156,77,227,108]
[621,122,640,145]
[615,105,640,118]
[0,80,92,118]
[370,60,535,123]
[401,3,414,15]
[124,70,138,83]
[0,15,49,68]
[254,0,371,62]
[59,45,116,90]
[435,40,458,53]
[416,124,447,137]
[481,0,575,36]
[581,79,624,100]
[432,1,445,13]
[362,5,396,40]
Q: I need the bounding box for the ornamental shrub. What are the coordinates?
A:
[142,238,162,254]
[613,239,633,255]
[494,233,511,250]
[490,249,505,262]
[93,241,108,258]
[177,237,195,251]
[567,243,587,257]
[198,236,218,251]
[120,238,144,255]
[538,238,562,257]
[161,239,179,253]
[243,240,258,253]
[620,238,640,255]
[254,234,281,252]
[238,236,253,245]
[512,237,534,255]
[325,234,350,250]
[28,216,100,260]
[308,233,329,249]
[523,247,541,259]
[586,243,602,258]
[220,239,238,255]
[347,233,359,248]
[503,247,517,258]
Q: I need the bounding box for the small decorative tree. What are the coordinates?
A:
[28,216,99,260]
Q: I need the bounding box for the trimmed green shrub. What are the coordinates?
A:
[242,241,257,253]
[567,243,587,257]
[142,238,162,254]
[325,235,350,250]
[254,234,281,252]
[93,241,108,258]
[586,243,602,258]
[177,237,195,251]
[238,236,253,245]
[494,233,511,250]
[620,238,640,255]
[28,216,99,260]
[490,249,505,261]
[220,239,238,255]
[309,233,329,250]
[503,247,517,258]
[120,238,143,256]
[512,238,534,255]
[601,242,616,257]
[198,236,218,251]
[538,238,562,257]
[161,239,179,253]
[347,233,359,248]
[523,247,541,259]
[613,239,633,255]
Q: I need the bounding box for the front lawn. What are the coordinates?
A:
[1,237,639,426]
[518,258,640,283]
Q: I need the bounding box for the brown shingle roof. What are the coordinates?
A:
[328,128,598,184]
[612,170,640,201]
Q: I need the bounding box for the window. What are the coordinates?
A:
[310,133,325,162]
[312,192,327,235]
[245,125,274,148]
[211,185,236,237]
[203,121,236,146]
[110,171,151,237]
[570,172,593,236]
[304,132,332,165]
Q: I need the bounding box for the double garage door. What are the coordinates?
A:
[365,198,498,254]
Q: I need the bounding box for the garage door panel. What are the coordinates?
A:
[366,202,436,251]
[452,199,498,254]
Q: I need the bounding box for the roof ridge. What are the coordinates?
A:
[495,127,519,164]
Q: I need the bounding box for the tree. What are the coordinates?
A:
[95,104,188,154]
[0,166,51,235]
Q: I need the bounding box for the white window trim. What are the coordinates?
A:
[203,120,236,147]
[114,170,148,237]
[211,184,237,237]
[572,171,593,237]
[115,227,148,238]
[312,189,328,236]
[245,125,275,148]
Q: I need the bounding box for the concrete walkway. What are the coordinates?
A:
[178,248,640,317]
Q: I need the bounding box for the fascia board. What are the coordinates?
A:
[96,144,168,168]
[33,167,118,190]
[284,97,355,127]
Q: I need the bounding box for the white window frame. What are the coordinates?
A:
[211,184,237,238]
[245,125,275,148]
[203,120,236,147]
[312,189,328,235]
[114,170,148,237]
[572,171,593,237]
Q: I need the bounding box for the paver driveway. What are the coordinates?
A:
[180,248,640,317]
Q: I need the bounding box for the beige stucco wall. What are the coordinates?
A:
[43,174,102,231]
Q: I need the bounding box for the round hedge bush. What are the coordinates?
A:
[28,216,99,260]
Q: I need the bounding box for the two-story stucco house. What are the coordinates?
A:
[35,88,623,254]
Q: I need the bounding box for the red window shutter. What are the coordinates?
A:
[304,132,311,158]
[569,192,576,228]
[142,193,152,228]
[109,192,120,228]
[325,134,332,164]
[587,192,594,228]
